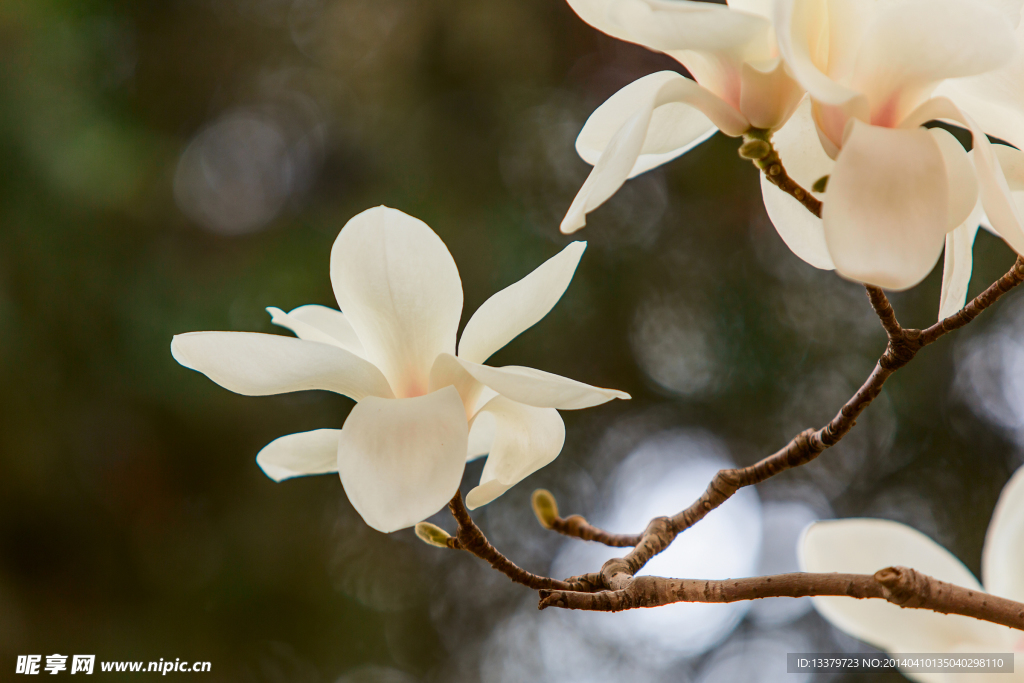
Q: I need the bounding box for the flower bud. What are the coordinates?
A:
[415,522,452,548]
[531,489,559,529]
[738,139,771,160]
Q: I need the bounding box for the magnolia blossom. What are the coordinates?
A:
[767,0,1024,298]
[560,0,804,233]
[171,206,629,533]
[937,14,1024,152]
[800,466,1024,682]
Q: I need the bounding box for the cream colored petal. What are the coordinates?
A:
[902,98,1024,256]
[428,352,485,419]
[936,19,1024,150]
[739,57,805,131]
[850,0,1017,127]
[983,0,1024,26]
[562,73,748,234]
[465,396,565,509]
[565,0,637,42]
[983,466,1024,602]
[727,0,773,19]
[330,206,463,398]
[938,214,982,321]
[256,429,341,482]
[608,0,772,56]
[458,242,586,365]
[774,0,862,106]
[170,331,394,401]
[801,519,1012,654]
[268,305,365,357]
[760,98,835,270]
[991,143,1024,253]
[445,354,630,410]
[466,411,497,462]
[938,79,1024,152]
[337,386,468,533]
[929,128,978,232]
[823,121,948,289]
[575,72,719,177]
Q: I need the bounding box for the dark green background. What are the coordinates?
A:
[0,0,1018,681]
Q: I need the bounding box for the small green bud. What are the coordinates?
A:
[812,175,830,193]
[738,139,771,160]
[532,489,559,529]
[415,522,452,548]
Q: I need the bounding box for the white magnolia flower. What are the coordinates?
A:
[171,206,629,533]
[938,12,1024,152]
[560,0,804,233]
[801,466,1024,683]
[768,0,1024,296]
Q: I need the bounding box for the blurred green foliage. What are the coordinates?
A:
[0,1,1018,681]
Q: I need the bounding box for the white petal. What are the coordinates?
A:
[428,352,485,419]
[330,206,463,398]
[760,98,836,270]
[774,0,862,106]
[170,332,394,400]
[465,396,566,509]
[562,73,748,234]
[337,386,469,533]
[575,72,719,177]
[268,305,365,357]
[801,519,1012,654]
[902,98,1024,256]
[991,143,1024,254]
[850,0,1017,127]
[256,429,341,482]
[983,466,1024,602]
[445,354,630,410]
[739,57,805,131]
[938,217,982,321]
[929,128,978,232]
[727,0,773,19]
[939,79,1024,153]
[773,0,871,151]
[458,242,586,365]
[466,410,496,462]
[823,121,948,290]
[936,15,1024,148]
[565,0,637,43]
[608,0,772,56]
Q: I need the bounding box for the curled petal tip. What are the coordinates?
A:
[560,214,586,235]
[169,334,194,370]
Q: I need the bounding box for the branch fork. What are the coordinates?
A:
[422,141,1024,635]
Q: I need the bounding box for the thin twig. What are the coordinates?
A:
[446,493,573,591]
[540,257,1024,593]
[741,129,822,218]
[537,567,1024,632]
[547,515,640,547]
[864,285,903,339]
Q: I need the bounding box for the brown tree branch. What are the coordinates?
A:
[548,515,641,547]
[445,492,574,591]
[451,137,1024,627]
[537,567,1024,632]
[740,129,823,218]
[538,257,1024,593]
